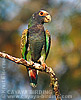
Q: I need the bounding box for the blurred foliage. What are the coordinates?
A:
[0,0,81,100]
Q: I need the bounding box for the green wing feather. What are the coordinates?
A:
[45,29,51,60]
[21,29,31,60]
[21,29,28,59]
[41,29,51,62]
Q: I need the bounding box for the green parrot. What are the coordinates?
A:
[21,10,51,87]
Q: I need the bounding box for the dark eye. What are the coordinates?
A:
[40,12,43,15]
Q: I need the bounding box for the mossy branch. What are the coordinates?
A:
[0,52,62,100]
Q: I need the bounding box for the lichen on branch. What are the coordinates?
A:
[0,52,62,100]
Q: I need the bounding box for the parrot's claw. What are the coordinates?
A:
[42,63,46,70]
[29,60,34,65]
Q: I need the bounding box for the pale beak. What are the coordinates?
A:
[44,14,51,23]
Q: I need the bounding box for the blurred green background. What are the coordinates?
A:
[0,0,81,100]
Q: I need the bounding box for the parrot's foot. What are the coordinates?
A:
[38,56,44,64]
[29,60,34,65]
[42,63,46,70]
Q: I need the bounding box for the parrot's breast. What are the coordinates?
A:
[28,24,45,62]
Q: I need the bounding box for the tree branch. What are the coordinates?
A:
[0,52,62,100]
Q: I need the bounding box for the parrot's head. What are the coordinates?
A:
[28,10,51,27]
[34,10,51,24]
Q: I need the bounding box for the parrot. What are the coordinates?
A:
[21,10,51,87]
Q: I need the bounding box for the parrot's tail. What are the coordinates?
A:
[27,68,39,88]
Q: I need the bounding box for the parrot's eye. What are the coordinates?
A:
[39,11,45,16]
[40,12,43,15]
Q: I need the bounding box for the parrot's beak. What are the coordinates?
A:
[44,14,51,23]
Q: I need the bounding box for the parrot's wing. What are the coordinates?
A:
[21,29,29,59]
[45,29,51,60]
[40,29,51,63]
